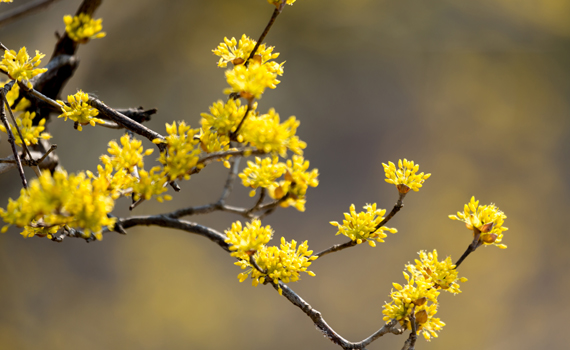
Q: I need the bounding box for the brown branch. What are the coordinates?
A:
[270,281,403,349]
[454,228,483,268]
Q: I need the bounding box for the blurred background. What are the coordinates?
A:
[1,0,569,349]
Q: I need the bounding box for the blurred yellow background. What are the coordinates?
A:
[1,0,569,349]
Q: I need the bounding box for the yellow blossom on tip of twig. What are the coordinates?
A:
[0,47,47,89]
[225,219,274,258]
[64,13,106,42]
[235,237,316,295]
[449,196,508,249]
[330,203,397,247]
[57,90,103,130]
[383,269,445,341]
[213,34,280,68]
[382,159,431,193]
[1,0,14,3]
[0,111,51,146]
[408,250,467,294]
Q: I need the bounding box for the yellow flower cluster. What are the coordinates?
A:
[199,99,253,153]
[0,170,115,240]
[97,134,170,202]
[213,35,280,68]
[224,61,281,100]
[63,13,106,42]
[104,134,154,172]
[382,159,431,193]
[239,157,286,197]
[383,249,468,340]
[0,81,30,111]
[225,219,273,258]
[240,109,306,156]
[0,47,47,88]
[449,196,508,248]
[408,250,467,294]
[266,155,318,211]
[155,121,201,181]
[330,203,397,247]
[383,271,444,341]
[235,236,316,295]
[57,90,103,130]
[0,111,52,146]
[1,0,14,3]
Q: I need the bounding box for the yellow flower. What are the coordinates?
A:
[224,61,280,100]
[104,134,154,172]
[235,237,316,295]
[225,219,274,258]
[1,0,14,3]
[449,196,508,249]
[131,166,171,202]
[240,108,306,156]
[408,250,467,294]
[239,157,286,197]
[382,159,431,193]
[0,111,51,146]
[330,203,397,247]
[0,170,115,240]
[213,34,281,68]
[57,90,103,130]
[382,270,445,341]
[64,13,106,42]
[0,47,47,88]
[267,155,318,212]
[0,80,30,112]
[157,121,201,181]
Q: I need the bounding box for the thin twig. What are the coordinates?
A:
[246,0,288,63]
[0,90,27,188]
[454,228,483,268]
[270,281,402,349]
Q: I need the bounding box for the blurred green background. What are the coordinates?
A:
[1,0,569,349]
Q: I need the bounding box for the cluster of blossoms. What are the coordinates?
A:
[226,219,316,295]
[449,196,508,248]
[383,250,467,340]
[383,159,431,194]
[0,79,52,146]
[57,90,104,130]
[214,34,284,100]
[0,47,47,89]
[330,203,397,247]
[0,170,115,241]
[64,13,106,42]
[0,133,174,239]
